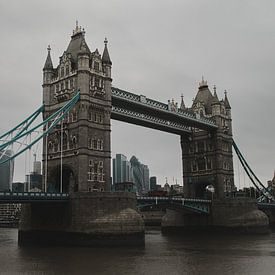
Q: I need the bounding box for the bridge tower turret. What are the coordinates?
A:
[42,23,112,193]
[181,79,234,199]
[42,45,54,106]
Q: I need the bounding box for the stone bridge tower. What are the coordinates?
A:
[181,78,234,199]
[42,23,112,193]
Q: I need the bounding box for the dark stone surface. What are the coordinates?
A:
[18,192,145,246]
[162,198,270,234]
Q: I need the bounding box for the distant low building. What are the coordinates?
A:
[12,182,25,192]
[170,184,184,195]
[114,181,135,193]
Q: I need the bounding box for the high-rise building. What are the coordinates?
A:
[112,154,131,184]
[150,176,157,191]
[0,150,14,191]
[130,156,150,194]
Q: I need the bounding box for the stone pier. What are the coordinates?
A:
[18,192,145,246]
[162,198,269,234]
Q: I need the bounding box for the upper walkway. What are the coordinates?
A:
[111,87,218,135]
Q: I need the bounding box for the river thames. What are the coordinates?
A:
[0,227,275,274]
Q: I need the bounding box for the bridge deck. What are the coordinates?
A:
[111,87,218,134]
[0,192,69,203]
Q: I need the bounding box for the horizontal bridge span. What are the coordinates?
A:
[137,196,211,214]
[111,87,218,131]
[111,106,192,135]
[0,192,69,203]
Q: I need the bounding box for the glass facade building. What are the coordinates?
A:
[0,150,14,191]
[112,154,131,184]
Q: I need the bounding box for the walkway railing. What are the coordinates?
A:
[112,87,217,128]
[0,192,69,203]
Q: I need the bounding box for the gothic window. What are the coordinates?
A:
[61,82,64,91]
[62,133,68,150]
[198,141,205,153]
[65,80,69,90]
[61,67,64,78]
[65,65,69,76]
[206,158,212,170]
[54,139,59,152]
[97,139,101,150]
[95,77,100,88]
[71,111,77,122]
[70,79,73,89]
[98,161,104,182]
[100,140,103,151]
[89,160,93,166]
[198,158,206,171]
[48,141,53,153]
[98,113,103,123]
[93,139,97,149]
[94,61,100,71]
[192,161,197,172]
[72,136,77,149]
[200,110,204,117]
[88,167,94,181]
[90,111,104,124]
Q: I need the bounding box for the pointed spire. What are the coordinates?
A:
[199,75,208,89]
[180,94,185,109]
[224,90,231,109]
[102,37,112,65]
[211,85,219,105]
[43,45,53,70]
[72,20,85,36]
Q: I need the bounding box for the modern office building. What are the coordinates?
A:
[150,176,157,191]
[112,154,131,184]
[130,155,150,194]
[0,150,14,191]
[25,160,43,192]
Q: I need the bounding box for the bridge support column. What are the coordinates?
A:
[18,192,145,246]
[161,199,269,234]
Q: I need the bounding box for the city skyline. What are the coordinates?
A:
[0,1,275,188]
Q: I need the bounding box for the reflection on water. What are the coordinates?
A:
[0,227,275,274]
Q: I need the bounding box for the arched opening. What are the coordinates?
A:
[48,165,77,193]
[194,181,212,199]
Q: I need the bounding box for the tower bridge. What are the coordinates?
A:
[0,23,273,245]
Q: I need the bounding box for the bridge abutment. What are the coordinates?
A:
[161,198,269,234]
[18,192,145,246]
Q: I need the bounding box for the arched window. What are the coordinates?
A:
[72,136,77,149]
[60,67,64,77]
[48,141,53,153]
[71,111,77,122]
[65,65,69,76]
[62,133,68,150]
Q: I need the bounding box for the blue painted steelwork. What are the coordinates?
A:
[257,202,275,210]
[0,91,80,166]
[137,196,211,214]
[233,140,275,202]
[112,106,192,134]
[0,192,69,203]
[111,87,218,129]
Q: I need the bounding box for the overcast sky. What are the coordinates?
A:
[0,0,275,187]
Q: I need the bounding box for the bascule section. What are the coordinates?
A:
[42,23,112,193]
[181,79,234,199]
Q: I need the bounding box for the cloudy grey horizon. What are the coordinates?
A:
[0,0,274,188]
